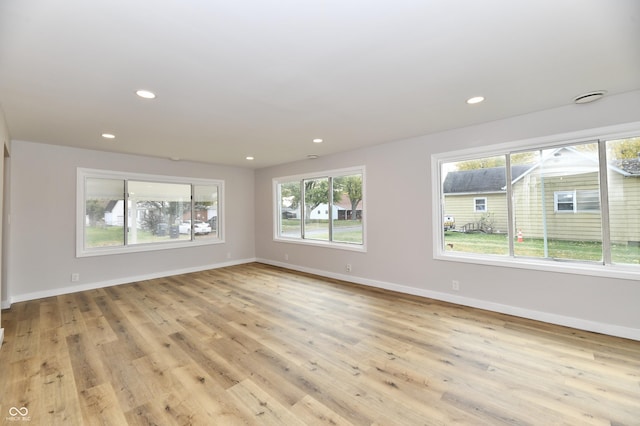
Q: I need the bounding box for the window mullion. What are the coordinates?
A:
[328,177,334,242]
[598,140,612,265]
[301,180,306,239]
[124,180,129,246]
[505,154,514,257]
[190,185,195,240]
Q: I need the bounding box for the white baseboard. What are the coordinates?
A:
[257,258,640,342]
[4,258,638,342]
[5,258,257,306]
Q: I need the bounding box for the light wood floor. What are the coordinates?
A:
[1,263,639,425]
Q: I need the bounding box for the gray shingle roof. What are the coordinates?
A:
[443,165,530,194]
[615,158,640,175]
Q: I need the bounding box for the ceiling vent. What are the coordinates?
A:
[573,90,607,104]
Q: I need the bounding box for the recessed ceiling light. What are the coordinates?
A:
[136,89,156,99]
[246,156,254,161]
[101,133,116,139]
[169,156,181,161]
[307,154,319,159]
[573,90,607,104]
[313,138,323,143]
[466,96,485,105]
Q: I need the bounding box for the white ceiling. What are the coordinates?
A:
[1,0,639,169]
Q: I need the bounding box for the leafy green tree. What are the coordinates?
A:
[281,178,346,220]
[335,175,362,220]
[280,181,301,210]
[303,178,342,220]
[137,201,188,233]
[304,179,329,219]
[85,199,106,226]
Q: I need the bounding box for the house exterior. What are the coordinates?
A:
[104,200,125,226]
[443,165,529,233]
[285,194,363,221]
[443,148,640,243]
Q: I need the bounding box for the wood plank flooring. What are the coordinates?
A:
[1,262,639,425]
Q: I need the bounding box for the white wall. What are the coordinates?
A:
[4,141,255,305]
[255,90,640,340]
[0,105,9,344]
[4,91,639,340]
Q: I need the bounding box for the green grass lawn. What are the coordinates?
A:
[281,219,363,244]
[444,231,640,264]
[85,225,196,247]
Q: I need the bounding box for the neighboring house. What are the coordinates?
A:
[443,147,640,243]
[104,200,125,226]
[609,157,640,245]
[103,200,153,228]
[183,207,218,224]
[335,193,363,220]
[307,194,363,220]
[308,203,339,220]
[443,165,529,233]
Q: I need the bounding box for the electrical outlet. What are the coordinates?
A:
[452,280,460,291]
[71,273,80,282]
[284,254,289,261]
[227,252,232,259]
[346,264,352,273]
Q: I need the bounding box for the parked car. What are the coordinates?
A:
[282,210,297,219]
[155,222,169,236]
[179,220,211,235]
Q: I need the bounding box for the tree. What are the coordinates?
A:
[280,178,344,220]
[137,200,188,233]
[456,152,537,170]
[304,179,328,220]
[336,175,362,220]
[608,137,640,160]
[280,181,301,210]
[456,156,505,170]
[303,178,342,220]
[85,199,106,226]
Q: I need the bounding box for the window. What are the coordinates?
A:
[554,190,600,213]
[77,169,223,257]
[434,128,640,278]
[554,191,575,212]
[606,136,640,265]
[274,167,365,249]
[474,198,487,212]
[441,156,509,254]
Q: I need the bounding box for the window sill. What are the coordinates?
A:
[434,251,640,281]
[274,237,366,253]
[77,238,225,258]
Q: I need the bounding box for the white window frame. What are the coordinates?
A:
[554,190,600,213]
[431,121,640,281]
[576,189,600,213]
[554,191,575,213]
[474,197,487,212]
[273,166,366,252]
[77,168,224,257]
